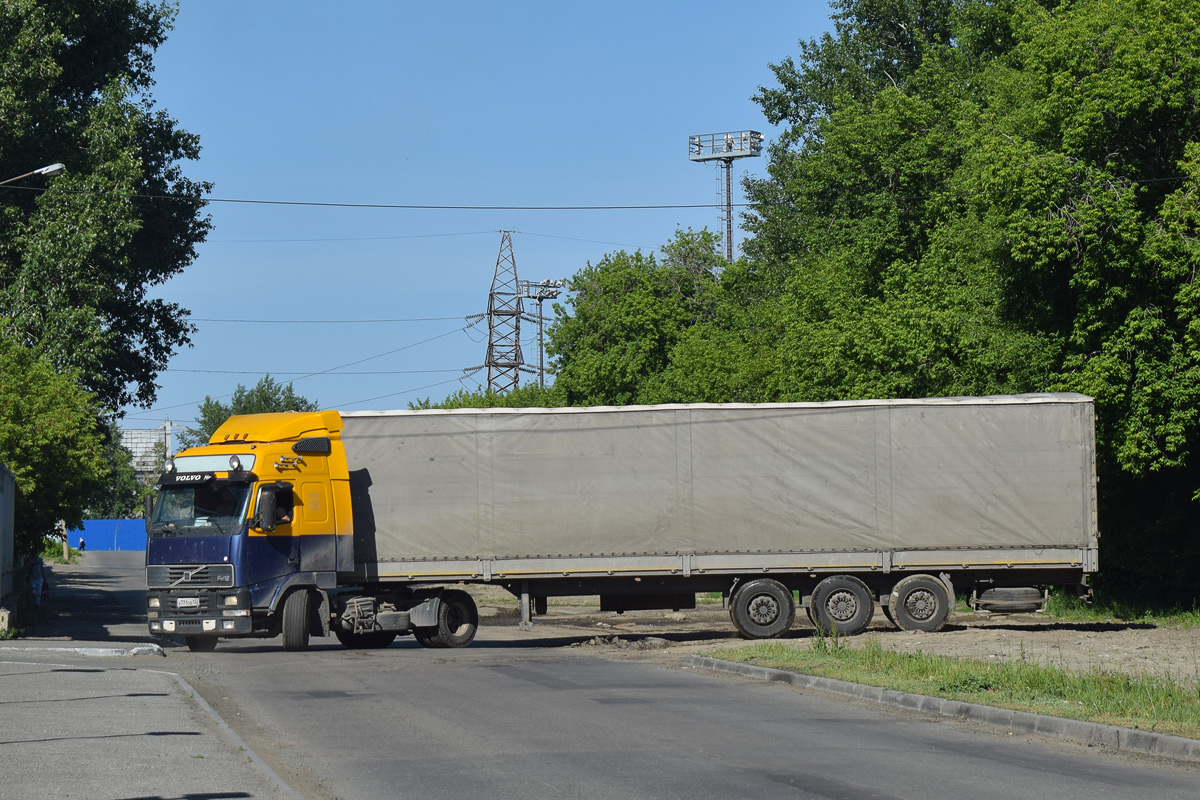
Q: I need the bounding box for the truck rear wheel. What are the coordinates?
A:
[185,635,217,652]
[419,589,479,649]
[811,575,874,636]
[730,579,795,639]
[889,575,951,632]
[282,589,312,651]
[334,629,397,649]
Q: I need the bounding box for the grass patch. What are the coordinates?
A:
[1047,590,1200,627]
[40,540,82,565]
[713,636,1200,740]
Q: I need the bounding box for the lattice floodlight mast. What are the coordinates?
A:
[688,130,763,261]
[519,279,564,389]
[485,231,525,394]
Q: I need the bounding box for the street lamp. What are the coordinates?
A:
[0,162,66,187]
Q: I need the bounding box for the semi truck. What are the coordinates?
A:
[144,394,1098,652]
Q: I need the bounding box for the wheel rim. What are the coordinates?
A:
[746,593,780,625]
[825,590,859,622]
[903,588,938,621]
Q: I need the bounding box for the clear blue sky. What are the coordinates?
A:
[122,1,833,441]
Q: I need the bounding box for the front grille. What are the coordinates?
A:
[147,564,234,589]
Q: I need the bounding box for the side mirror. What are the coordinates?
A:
[144,494,155,534]
[257,487,277,533]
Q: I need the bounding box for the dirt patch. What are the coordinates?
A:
[483,596,1200,683]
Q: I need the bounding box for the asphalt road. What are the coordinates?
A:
[26,552,1200,800]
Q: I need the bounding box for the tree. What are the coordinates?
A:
[177,376,320,449]
[0,337,108,556]
[547,229,723,405]
[0,0,210,411]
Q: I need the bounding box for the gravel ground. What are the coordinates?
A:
[472,592,1200,684]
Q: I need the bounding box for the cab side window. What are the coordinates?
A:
[276,487,295,525]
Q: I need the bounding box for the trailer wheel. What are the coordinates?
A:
[730,579,795,639]
[334,629,397,649]
[185,635,217,652]
[889,575,951,632]
[424,589,479,648]
[282,589,312,651]
[811,576,874,636]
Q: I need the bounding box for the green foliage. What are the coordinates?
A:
[0,0,210,411]
[0,337,108,555]
[547,229,724,405]
[412,383,564,410]
[178,375,320,449]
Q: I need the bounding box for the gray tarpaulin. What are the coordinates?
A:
[340,394,1096,562]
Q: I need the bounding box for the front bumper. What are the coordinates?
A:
[146,587,253,636]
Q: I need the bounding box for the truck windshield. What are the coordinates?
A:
[151,482,250,536]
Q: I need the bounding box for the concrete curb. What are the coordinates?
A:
[683,655,1200,762]
[0,642,166,657]
[158,670,306,800]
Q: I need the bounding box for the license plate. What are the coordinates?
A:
[176,597,200,609]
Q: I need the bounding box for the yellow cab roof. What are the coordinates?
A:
[209,410,343,444]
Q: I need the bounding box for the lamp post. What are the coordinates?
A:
[0,162,65,187]
[518,279,564,389]
[687,132,762,261]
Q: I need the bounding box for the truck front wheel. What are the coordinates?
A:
[417,589,479,649]
[185,635,217,652]
[282,589,312,651]
[730,579,795,639]
[889,575,951,632]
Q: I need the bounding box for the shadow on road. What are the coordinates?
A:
[26,551,150,642]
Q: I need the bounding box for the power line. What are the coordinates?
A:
[125,320,481,417]
[210,230,495,244]
[190,315,467,324]
[164,368,464,376]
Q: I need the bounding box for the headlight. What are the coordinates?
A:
[222,595,239,607]
[148,597,160,608]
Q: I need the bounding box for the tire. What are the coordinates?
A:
[811,575,874,636]
[413,628,437,648]
[804,601,818,628]
[281,589,311,651]
[185,635,217,652]
[729,579,795,639]
[889,575,951,632]
[422,590,479,649]
[976,587,1044,614]
[334,629,398,649]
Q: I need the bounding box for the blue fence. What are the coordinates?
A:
[76,519,147,552]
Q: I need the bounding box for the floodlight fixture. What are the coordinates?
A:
[687,131,763,162]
